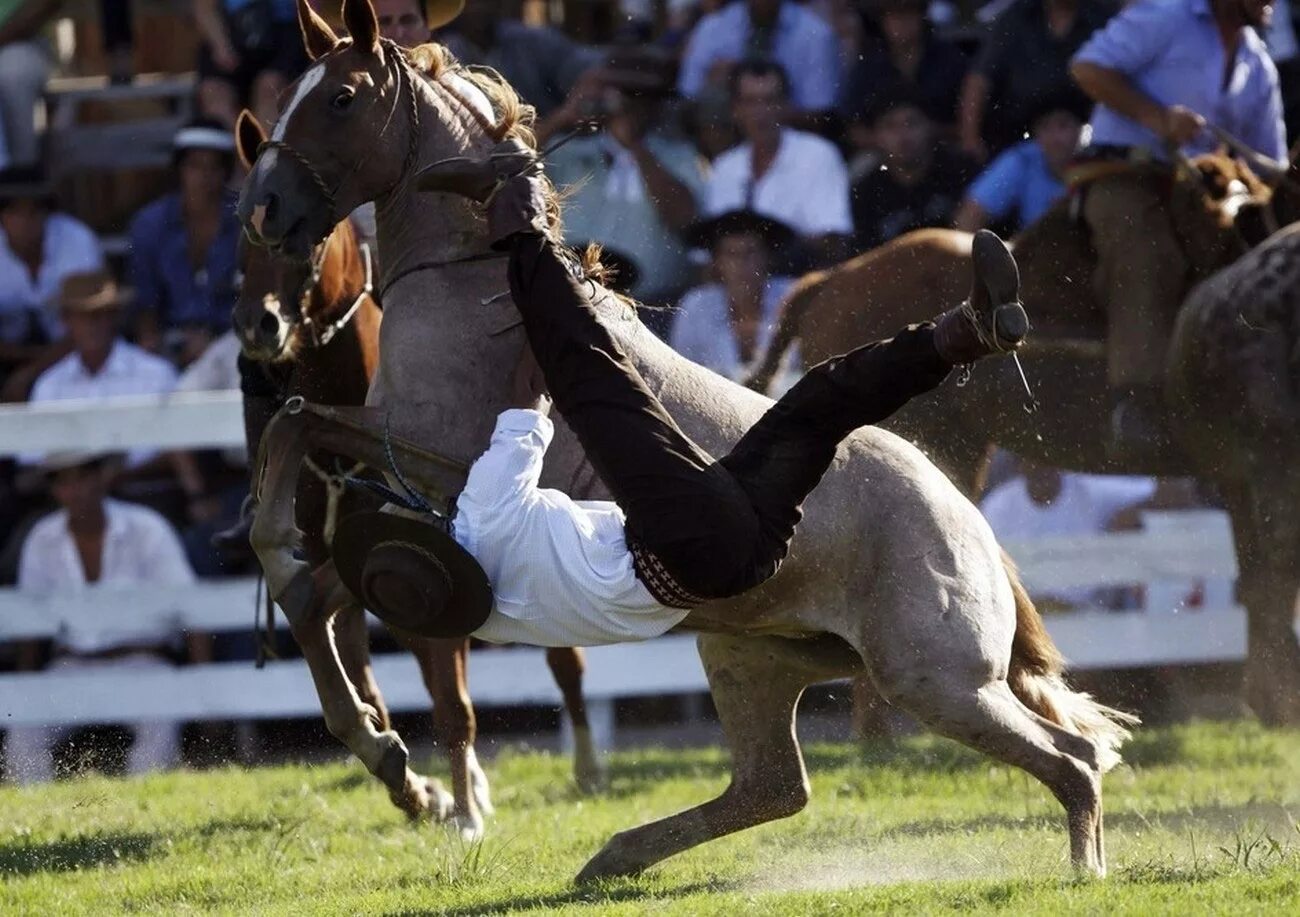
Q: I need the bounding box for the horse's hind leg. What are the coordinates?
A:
[546,647,605,792]
[889,674,1105,876]
[576,633,858,883]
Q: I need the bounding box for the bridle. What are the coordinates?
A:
[299,239,374,348]
[255,38,423,229]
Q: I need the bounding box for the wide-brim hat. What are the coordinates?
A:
[427,0,465,29]
[333,510,492,639]
[39,450,114,476]
[59,270,132,313]
[0,165,55,209]
[601,47,678,98]
[685,209,797,251]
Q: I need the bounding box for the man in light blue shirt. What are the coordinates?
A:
[1069,0,1284,460]
[954,92,1089,233]
[677,0,840,113]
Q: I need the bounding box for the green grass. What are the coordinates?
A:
[3,721,1299,915]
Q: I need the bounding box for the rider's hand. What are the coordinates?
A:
[510,341,551,414]
[485,174,550,249]
[1158,105,1205,147]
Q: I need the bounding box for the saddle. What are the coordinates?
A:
[1063,145,1176,224]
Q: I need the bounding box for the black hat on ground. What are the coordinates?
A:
[333,510,493,639]
[684,209,797,252]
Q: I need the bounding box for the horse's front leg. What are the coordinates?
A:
[290,563,452,821]
[404,635,488,839]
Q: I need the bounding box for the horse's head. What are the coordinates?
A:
[237,0,423,256]
[1169,151,1275,270]
[234,136,369,364]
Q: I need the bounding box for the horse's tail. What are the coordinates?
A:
[744,268,829,394]
[1002,550,1138,773]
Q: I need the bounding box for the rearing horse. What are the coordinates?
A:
[236,0,1134,881]
[233,214,604,838]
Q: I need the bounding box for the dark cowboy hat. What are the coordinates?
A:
[1026,87,1093,129]
[601,47,678,98]
[333,510,493,639]
[684,209,797,251]
[59,270,134,313]
[0,165,55,209]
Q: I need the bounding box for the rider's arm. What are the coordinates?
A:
[458,409,552,516]
[1070,60,1170,140]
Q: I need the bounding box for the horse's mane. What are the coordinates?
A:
[405,42,566,240]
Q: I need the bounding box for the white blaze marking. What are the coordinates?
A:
[272,63,326,141]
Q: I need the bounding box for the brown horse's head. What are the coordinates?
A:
[233,148,370,364]
[1168,151,1276,272]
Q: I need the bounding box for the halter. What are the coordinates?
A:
[255,38,423,228]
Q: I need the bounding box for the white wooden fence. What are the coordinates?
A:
[0,395,1261,747]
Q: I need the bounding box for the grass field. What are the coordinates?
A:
[2,721,1299,915]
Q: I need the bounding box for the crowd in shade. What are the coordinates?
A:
[0,0,1293,777]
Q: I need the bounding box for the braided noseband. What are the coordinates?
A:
[256,39,423,228]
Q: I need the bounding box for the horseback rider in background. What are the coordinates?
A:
[1070,0,1285,462]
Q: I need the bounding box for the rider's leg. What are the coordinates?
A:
[1082,172,1188,452]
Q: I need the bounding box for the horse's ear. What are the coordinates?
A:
[298,0,339,60]
[342,0,380,55]
[236,110,267,170]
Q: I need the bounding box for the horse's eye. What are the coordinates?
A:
[331,89,355,111]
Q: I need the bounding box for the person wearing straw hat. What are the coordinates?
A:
[127,119,241,363]
[0,166,103,380]
[373,0,463,47]
[1070,0,1285,461]
[4,450,207,785]
[26,271,178,470]
[671,209,800,388]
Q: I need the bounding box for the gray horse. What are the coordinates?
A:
[234,0,1134,880]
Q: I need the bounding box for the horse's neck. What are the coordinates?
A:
[375,76,494,286]
[294,297,380,408]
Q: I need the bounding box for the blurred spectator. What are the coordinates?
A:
[375,0,432,46]
[547,48,707,323]
[3,451,205,784]
[706,59,852,266]
[980,457,1156,609]
[953,89,1088,233]
[850,88,976,251]
[959,0,1112,160]
[0,0,57,168]
[27,272,178,470]
[672,209,798,384]
[128,121,240,361]
[194,0,309,128]
[678,0,841,114]
[437,0,600,129]
[838,0,969,135]
[1266,0,1300,144]
[0,167,102,383]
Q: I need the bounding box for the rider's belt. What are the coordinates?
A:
[1065,144,1174,190]
[629,540,706,610]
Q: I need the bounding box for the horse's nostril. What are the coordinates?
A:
[264,191,281,225]
[260,312,281,337]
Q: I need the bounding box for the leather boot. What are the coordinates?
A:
[933,230,1029,364]
[211,392,281,558]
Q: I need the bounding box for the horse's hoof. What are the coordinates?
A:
[575,835,642,884]
[374,734,409,788]
[425,778,454,822]
[574,764,608,796]
[451,811,485,842]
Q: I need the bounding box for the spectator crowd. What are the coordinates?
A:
[3,0,1296,779]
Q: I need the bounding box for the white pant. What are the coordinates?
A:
[4,654,182,784]
[0,40,51,167]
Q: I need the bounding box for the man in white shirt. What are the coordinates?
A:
[0,168,103,371]
[343,155,1030,643]
[705,60,852,267]
[26,271,178,469]
[980,457,1157,608]
[4,451,205,784]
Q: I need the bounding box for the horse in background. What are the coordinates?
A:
[233,212,604,840]
[746,153,1300,725]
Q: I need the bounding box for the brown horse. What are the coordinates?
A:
[233,215,604,839]
[747,154,1300,724]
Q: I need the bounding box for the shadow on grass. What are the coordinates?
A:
[0,830,159,876]
[386,880,720,917]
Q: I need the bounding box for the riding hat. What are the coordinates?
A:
[333,509,493,639]
[427,0,465,29]
[600,47,678,98]
[685,209,797,252]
